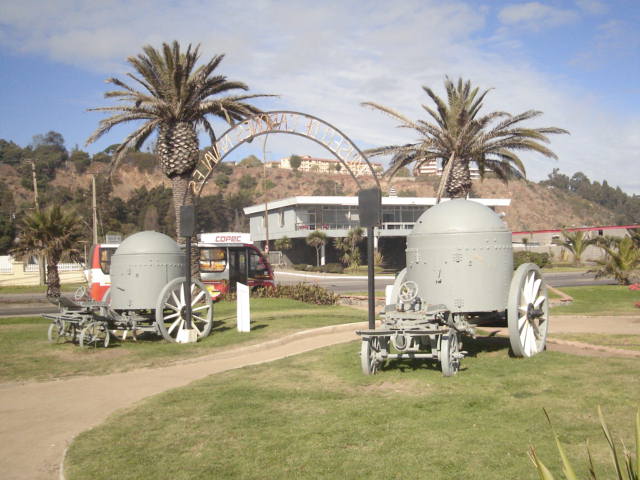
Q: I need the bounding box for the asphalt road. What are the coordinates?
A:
[0,271,615,316]
[274,270,615,293]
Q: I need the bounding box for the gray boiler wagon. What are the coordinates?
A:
[45,231,213,347]
[357,199,549,376]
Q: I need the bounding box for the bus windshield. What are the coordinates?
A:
[200,247,227,273]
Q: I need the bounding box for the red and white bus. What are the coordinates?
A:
[84,233,275,302]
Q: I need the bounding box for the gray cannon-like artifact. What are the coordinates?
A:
[44,231,213,347]
[357,199,549,376]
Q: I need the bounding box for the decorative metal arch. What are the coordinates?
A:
[189,111,381,196]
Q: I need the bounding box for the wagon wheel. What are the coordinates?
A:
[508,263,549,357]
[48,320,76,344]
[440,329,461,377]
[155,277,213,343]
[361,337,383,375]
[79,321,110,348]
[398,281,419,303]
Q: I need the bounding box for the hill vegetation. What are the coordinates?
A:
[1,131,638,254]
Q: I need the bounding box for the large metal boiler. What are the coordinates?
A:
[357,199,549,376]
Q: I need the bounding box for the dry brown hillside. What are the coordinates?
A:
[6,160,618,232]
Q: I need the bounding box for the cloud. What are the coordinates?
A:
[575,0,608,15]
[571,19,640,70]
[0,0,638,193]
[498,2,579,30]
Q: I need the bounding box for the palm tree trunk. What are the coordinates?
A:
[436,152,456,203]
[46,262,60,297]
[171,174,199,278]
[446,159,472,198]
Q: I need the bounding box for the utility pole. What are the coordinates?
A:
[91,175,98,244]
[29,159,39,211]
[262,135,270,253]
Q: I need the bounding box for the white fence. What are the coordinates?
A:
[24,262,84,273]
[0,256,12,274]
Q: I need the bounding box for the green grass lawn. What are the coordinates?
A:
[550,285,640,316]
[0,299,366,383]
[65,339,640,480]
[0,283,86,294]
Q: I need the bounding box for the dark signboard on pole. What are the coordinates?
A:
[358,188,381,330]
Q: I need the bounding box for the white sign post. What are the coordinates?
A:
[385,284,394,306]
[236,282,251,332]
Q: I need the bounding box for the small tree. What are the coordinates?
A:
[238,155,262,168]
[591,236,640,285]
[290,155,302,171]
[562,230,596,266]
[306,231,327,267]
[274,236,293,251]
[12,205,84,297]
[334,227,364,269]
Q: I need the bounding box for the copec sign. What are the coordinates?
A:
[189,111,380,196]
[199,232,252,245]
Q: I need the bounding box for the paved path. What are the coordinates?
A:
[1,314,639,480]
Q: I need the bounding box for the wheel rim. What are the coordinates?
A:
[80,322,109,348]
[48,322,63,344]
[361,338,381,375]
[508,264,549,357]
[156,278,213,342]
[440,330,460,377]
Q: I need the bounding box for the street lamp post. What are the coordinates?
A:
[262,136,270,254]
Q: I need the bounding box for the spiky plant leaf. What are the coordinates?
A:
[529,447,557,480]
[598,405,625,479]
[543,408,579,480]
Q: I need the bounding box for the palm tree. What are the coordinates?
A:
[334,227,364,269]
[12,205,84,297]
[561,230,596,266]
[362,77,569,200]
[274,236,293,252]
[590,237,640,285]
[306,231,328,267]
[87,41,272,239]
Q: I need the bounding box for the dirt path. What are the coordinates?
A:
[1,314,639,480]
[0,323,364,480]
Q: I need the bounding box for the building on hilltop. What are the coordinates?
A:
[416,159,483,179]
[278,155,384,177]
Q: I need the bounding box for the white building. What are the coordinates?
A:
[244,195,510,266]
[279,155,384,176]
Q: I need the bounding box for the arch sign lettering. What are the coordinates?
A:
[189,111,381,196]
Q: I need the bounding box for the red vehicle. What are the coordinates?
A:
[84,243,119,302]
[198,232,275,300]
[85,233,275,301]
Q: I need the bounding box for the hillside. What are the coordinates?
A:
[3,159,620,232]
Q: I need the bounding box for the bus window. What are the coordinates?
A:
[99,248,116,274]
[248,249,269,279]
[200,247,227,273]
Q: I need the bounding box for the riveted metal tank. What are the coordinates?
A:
[405,199,513,313]
[110,231,185,309]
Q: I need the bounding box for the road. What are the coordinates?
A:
[0,271,615,316]
[275,270,615,293]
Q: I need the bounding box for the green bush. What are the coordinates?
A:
[249,284,339,305]
[291,263,344,274]
[514,251,551,269]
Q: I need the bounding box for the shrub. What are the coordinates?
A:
[291,263,344,274]
[514,251,551,269]
[251,284,339,305]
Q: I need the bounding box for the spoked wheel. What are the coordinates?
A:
[508,263,549,357]
[440,329,461,377]
[361,337,384,375]
[79,321,110,348]
[155,277,213,343]
[48,321,76,344]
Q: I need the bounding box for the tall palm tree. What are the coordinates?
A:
[362,77,569,200]
[591,237,640,285]
[561,230,596,266]
[306,231,328,267]
[12,205,84,297]
[87,41,272,239]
